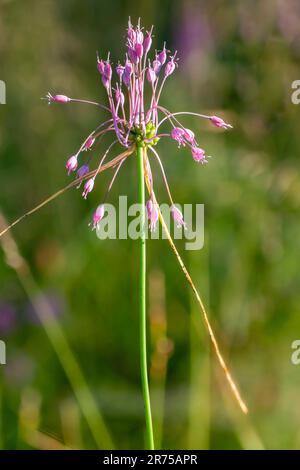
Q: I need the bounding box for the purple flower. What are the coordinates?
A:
[84,136,95,150]
[146,199,158,232]
[158,43,167,65]
[165,53,178,77]
[183,128,195,143]
[82,178,94,199]
[147,65,156,84]
[90,204,105,230]
[143,31,152,54]
[44,19,232,231]
[115,87,125,107]
[210,115,232,129]
[171,205,186,229]
[152,58,161,75]
[77,164,89,178]
[66,155,78,175]
[171,127,185,146]
[191,146,207,164]
[46,93,70,104]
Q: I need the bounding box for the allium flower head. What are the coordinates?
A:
[44,18,232,230]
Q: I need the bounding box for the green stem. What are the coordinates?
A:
[137,145,154,450]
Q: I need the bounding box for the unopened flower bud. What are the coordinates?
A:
[47,93,70,104]
[135,42,143,59]
[104,62,112,80]
[97,59,105,75]
[136,29,144,45]
[158,43,167,65]
[116,64,124,78]
[128,47,139,64]
[210,115,232,129]
[143,32,152,54]
[165,58,176,77]
[84,136,95,150]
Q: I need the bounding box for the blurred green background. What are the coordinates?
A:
[0,0,300,450]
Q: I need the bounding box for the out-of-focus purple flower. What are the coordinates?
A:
[25,290,66,324]
[77,164,89,178]
[0,301,17,335]
[5,353,35,387]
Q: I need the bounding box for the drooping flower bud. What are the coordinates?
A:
[184,128,195,144]
[191,146,207,163]
[84,136,95,150]
[210,115,232,129]
[91,204,105,230]
[82,178,94,199]
[66,155,78,175]
[171,205,186,229]
[171,127,185,146]
[146,199,158,232]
